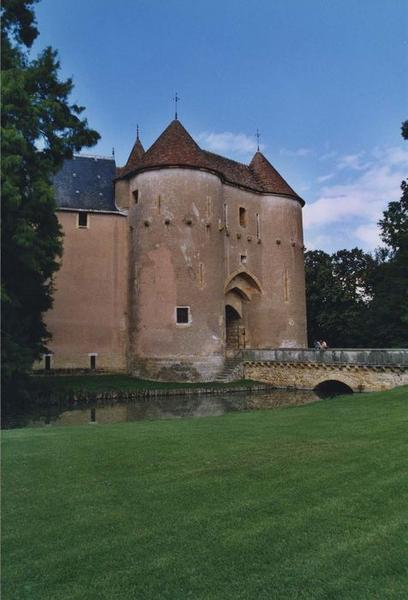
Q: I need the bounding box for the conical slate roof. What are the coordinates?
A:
[117,120,303,204]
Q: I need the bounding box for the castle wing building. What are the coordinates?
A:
[40,120,307,380]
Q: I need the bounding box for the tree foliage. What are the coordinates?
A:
[305,120,408,348]
[1,0,100,386]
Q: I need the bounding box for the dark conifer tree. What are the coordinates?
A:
[1,0,100,391]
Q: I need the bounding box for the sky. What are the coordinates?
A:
[32,0,408,253]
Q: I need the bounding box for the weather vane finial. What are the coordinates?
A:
[256,128,261,152]
[173,92,180,120]
[112,147,115,158]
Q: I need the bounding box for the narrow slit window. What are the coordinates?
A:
[239,207,247,227]
[132,189,139,204]
[90,354,96,369]
[284,269,289,302]
[78,212,88,228]
[223,203,228,228]
[176,307,190,324]
[45,355,52,370]
[157,195,161,214]
[256,213,261,239]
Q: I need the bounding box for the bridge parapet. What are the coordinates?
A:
[242,348,408,367]
[242,348,408,392]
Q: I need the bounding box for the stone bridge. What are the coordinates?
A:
[241,349,408,393]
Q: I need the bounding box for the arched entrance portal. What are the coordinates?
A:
[224,270,263,357]
[225,305,241,352]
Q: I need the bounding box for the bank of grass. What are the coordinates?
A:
[2,386,408,600]
[31,373,262,393]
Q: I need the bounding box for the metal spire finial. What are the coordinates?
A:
[256,129,261,152]
[136,124,140,140]
[112,147,115,158]
[173,92,180,120]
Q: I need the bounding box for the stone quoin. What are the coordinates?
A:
[37,120,307,381]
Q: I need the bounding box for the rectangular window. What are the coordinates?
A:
[132,189,139,204]
[45,355,52,370]
[89,354,97,369]
[176,306,190,324]
[239,207,247,227]
[240,254,247,265]
[78,212,88,228]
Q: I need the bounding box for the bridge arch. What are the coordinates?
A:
[314,379,354,397]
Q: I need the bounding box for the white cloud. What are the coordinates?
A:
[319,150,338,161]
[336,151,372,171]
[354,223,381,248]
[304,145,408,251]
[196,131,262,157]
[280,147,313,157]
[317,173,335,183]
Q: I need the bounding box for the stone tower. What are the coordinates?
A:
[114,120,307,380]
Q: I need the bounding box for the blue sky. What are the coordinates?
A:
[33,0,407,252]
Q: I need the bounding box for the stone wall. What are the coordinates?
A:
[244,360,408,392]
[35,211,128,371]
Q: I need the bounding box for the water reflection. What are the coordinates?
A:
[5,389,321,429]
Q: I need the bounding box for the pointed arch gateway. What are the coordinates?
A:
[224,270,263,353]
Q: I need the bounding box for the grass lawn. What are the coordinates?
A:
[2,386,408,599]
[31,374,262,393]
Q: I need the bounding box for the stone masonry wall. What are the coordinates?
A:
[244,361,408,392]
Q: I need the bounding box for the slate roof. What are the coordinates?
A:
[117,120,304,205]
[53,155,120,212]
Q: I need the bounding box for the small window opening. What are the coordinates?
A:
[78,212,88,228]
[132,189,139,204]
[176,307,190,324]
[240,254,247,265]
[239,207,247,227]
[90,354,96,369]
[90,407,96,422]
[45,355,52,370]
[256,213,261,239]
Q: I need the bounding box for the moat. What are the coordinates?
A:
[4,388,336,429]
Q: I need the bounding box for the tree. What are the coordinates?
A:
[368,121,408,346]
[305,248,375,347]
[1,0,100,392]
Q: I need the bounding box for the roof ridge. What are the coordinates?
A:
[201,149,250,169]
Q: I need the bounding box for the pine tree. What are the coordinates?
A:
[1,0,100,392]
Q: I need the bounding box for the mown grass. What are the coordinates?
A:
[2,386,408,599]
[31,374,261,393]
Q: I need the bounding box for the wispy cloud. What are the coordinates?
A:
[319,150,337,161]
[317,173,335,183]
[280,147,313,157]
[196,131,262,157]
[304,145,408,251]
[336,151,372,171]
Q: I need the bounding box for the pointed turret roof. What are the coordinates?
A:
[249,151,299,199]
[117,120,303,204]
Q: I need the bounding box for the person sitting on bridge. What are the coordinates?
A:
[320,340,328,349]
[314,340,321,349]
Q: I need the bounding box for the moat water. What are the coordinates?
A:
[4,389,330,429]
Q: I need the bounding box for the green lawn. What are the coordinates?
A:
[2,387,408,599]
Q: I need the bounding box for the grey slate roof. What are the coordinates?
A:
[53,155,120,212]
